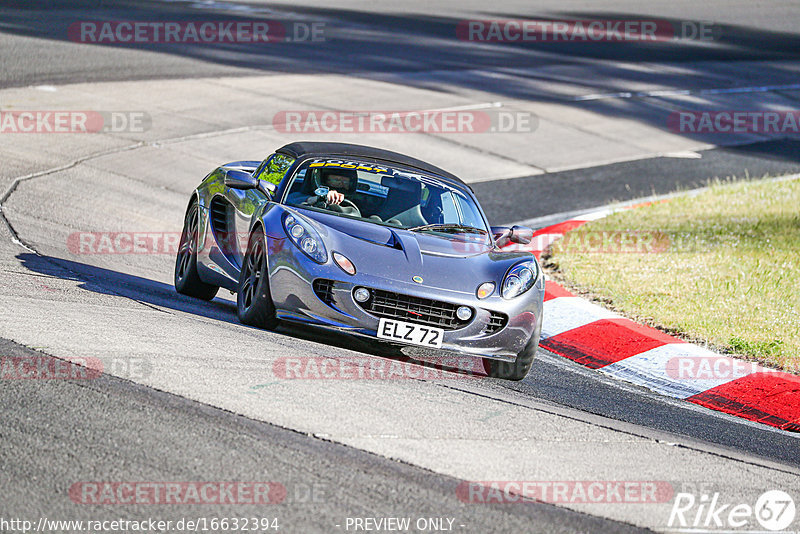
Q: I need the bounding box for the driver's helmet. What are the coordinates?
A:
[320,168,359,195]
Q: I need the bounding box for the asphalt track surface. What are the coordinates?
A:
[1,337,637,533]
[4,0,800,89]
[2,1,800,533]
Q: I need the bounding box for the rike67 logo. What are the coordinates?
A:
[668,490,796,532]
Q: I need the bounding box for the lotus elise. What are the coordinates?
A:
[174,142,543,380]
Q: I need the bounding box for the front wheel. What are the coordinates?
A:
[237,230,279,330]
[174,200,219,301]
[483,340,537,381]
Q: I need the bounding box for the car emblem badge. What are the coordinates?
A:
[412,276,423,284]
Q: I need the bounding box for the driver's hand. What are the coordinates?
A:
[327,190,344,205]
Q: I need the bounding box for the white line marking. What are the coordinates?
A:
[572,209,613,222]
[573,82,800,101]
[541,297,620,339]
[663,150,703,159]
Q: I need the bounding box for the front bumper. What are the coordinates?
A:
[267,237,544,362]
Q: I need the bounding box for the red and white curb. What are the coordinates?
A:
[503,209,800,432]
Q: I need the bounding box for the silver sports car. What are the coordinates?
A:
[174,142,543,380]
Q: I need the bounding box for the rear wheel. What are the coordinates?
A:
[237,230,279,330]
[174,200,219,301]
[483,340,537,381]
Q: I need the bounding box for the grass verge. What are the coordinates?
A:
[545,177,800,373]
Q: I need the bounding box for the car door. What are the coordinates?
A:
[227,153,295,267]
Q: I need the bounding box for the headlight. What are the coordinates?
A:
[501,260,539,299]
[283,213,327,263]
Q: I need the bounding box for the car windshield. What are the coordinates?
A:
[283,159,490,243]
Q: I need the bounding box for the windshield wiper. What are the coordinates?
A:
[407,223,488,235]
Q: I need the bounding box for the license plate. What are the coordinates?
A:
[376,318,443,348]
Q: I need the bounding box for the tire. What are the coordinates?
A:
[483,339,537,381]
[174,200,219,301]
[237,230,279,330]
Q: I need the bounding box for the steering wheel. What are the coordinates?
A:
[338,198,361,217]
[309,196,361,217]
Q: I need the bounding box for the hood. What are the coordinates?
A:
[299,209,533,293]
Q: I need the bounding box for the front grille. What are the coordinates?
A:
[313,279,335,306]
[483,311,508,335]
[356,287,471,330]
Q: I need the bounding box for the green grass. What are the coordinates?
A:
[546,177,800,373]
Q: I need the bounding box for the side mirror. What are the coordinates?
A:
[509,225,533,245]
[491,226,512,247]
[260,180,277,196]
[224,169,258,190]
[491,225,533,246]
[225,169,278,198]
